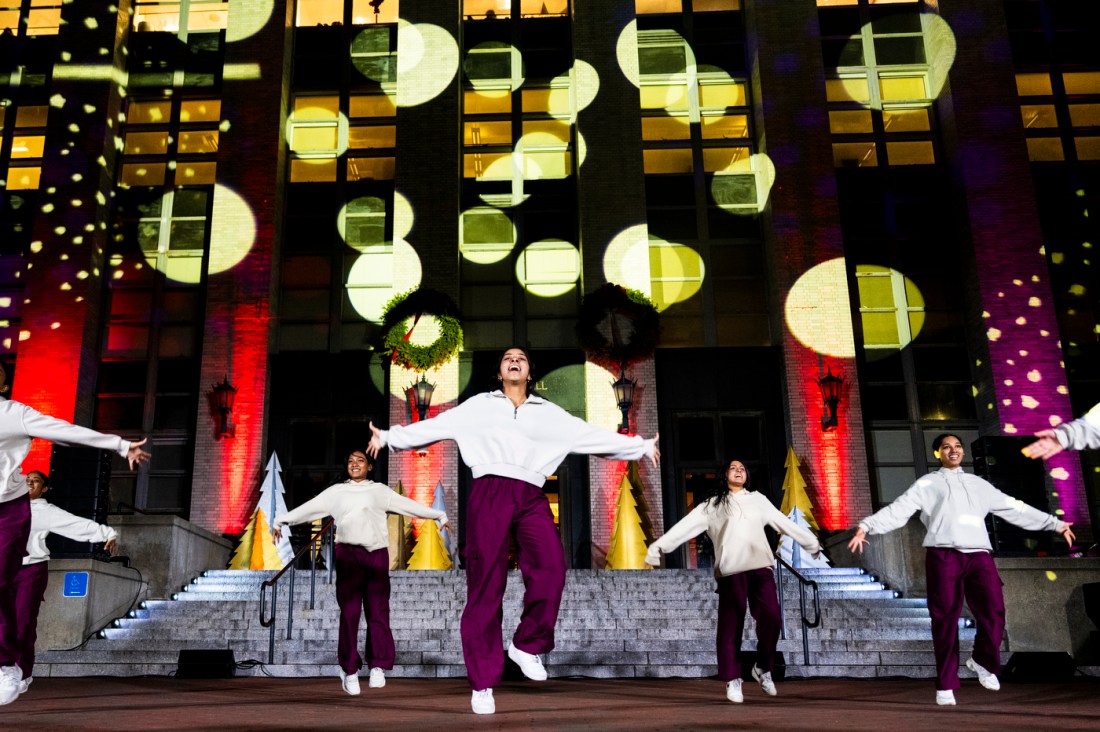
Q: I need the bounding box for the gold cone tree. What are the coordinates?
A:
[407,517,452,570]
[388,481,415,570]
[777,447,830,568]
[605,463,652,570]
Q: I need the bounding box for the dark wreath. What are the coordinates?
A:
[575,283,659,370]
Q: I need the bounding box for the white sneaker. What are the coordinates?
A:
[368,667,386,688]
[18,676,32,695]
[0,665,21,706]
[935,689,956,706]
[966,658,1000,691]
[752,665,777,696]
[507,642,548,681]
[339,669,361,696]
[726,678,744,703]
[471,688,495,715]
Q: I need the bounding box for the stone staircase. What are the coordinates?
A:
[36,567,980,680]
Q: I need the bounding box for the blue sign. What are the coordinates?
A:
[63,572,89,598]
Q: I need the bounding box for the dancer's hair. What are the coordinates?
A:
[703,458,751,510]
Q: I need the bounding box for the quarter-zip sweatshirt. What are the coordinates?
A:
[0,397,132,503]
[274,480,445,551]
[24,498,118,565]
[858,466,1066,553]
[378,390,655,487]
[1053,402,1100,452]
[647,490,822,578]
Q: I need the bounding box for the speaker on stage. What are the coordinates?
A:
[44,445,114,559]
[1000,651,1076,682]
[176,649,237,679]
[970,436,1051,555]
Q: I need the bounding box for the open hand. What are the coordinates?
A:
[104,538,118,554]
[273,526,283,541]
[649,431,661,468]
[847,528,869,554]
[367,421,384,459]
[127,438,151,470]
[1059,522,1076,545]
[1022,430,1064,460]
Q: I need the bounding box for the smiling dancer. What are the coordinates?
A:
[0,362,150,706]
[848,433,1074,706]
[368,346,659,714]
[646,459,821,703]
[273,450,447,695]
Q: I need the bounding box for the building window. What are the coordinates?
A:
[133,0,229,33]
[295,0,400,26]
[289,93,396,183]
[0,0,61,36]
[463,1,570,20]
[1,104,45,191]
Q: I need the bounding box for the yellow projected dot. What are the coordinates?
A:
[1027,369,1041,382]
[516,240,581,298]
[1021,395,1039,409]
[396,22,460,108]
[464,42,524,90]
[345,238,422,323]
[616,20,640,88]
[650,239,706,313]
[785,258,857,358]
[226,0,273,42]
[460,207,516,264]
[1046,571,1057,582]
[710,153,777,215]
[147,185,255,283]
[603,225,652,294]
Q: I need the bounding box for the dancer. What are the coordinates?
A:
[367,347,659,715]
[272,449,447,696]
[848,433,1074,706]
[0,363,150,706]
[0,471,119,695]
[645,459,821,703]
[1022,402,1100,459]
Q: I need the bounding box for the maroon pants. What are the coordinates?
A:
[715,567,782,681]
[926,548,1005,691]
[334,543,394,674]
[0,493,31,669]
[460,476,566,691]
[0,562,48,677]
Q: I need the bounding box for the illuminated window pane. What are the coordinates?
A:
[833,142,878,167]
[350,95,397,118]
[352,0,399,24]
[464,1,512,18]
[516,241,580,297]
[465,90,511,114]
[177,130,219,154]
[702,147,750,172]
[882,108,930,132]
[293,96,340,120]
[649,243,704,311]
[0,11,17,33]
[290,158,338,182]
[296,0,341,26]
[521,120,570,142]
[1026,137,1065,161]
[1015,73,1052,97]
[134,1,180,32]
[1069,105,1100,128]
[694,0,741,10]
[522,88,554,113]
[640,84,689,111]
[164,255,203,284]
[349,125,396,149]
[180,100,221,123]
[636,0,681,13]
[520,0,567,15]
[0,108,5,131]
[700,114,749,139]
[174,162,217,185]
[124,131,169,155]
[879,76,927,101]
[290,126,338,153]
[464,152,512,179]
[128,100,173,124]
[1020,104,1058,129]
[465,120,512,146]
[461,208,515,262]
[523,151,572,180]
[10,136,44,159]
[829,110,873,133]
[121,163,167,186]
[189,2,228,31]
[169,220,206,251]
[27,8,60,35]
[639,46,688,76]
[14,106,47,128]
[699,82,746,108]
[5,167,41,190]
[1064,72,1100,96]
[643,116,692,141]
[886,141,934,165]
[862,312,900,345]
[1076,137,1100,161]
[643,148,694,174]
[347,157,396,181]
[817,0,859,5]
[826,77,870,103]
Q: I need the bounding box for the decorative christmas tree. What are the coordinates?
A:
[605,463,652,570]
[228,453,295,570]
[777,447,830,568]
[387,481,415,570]
[431,480,455,565]
[407,515,451,570]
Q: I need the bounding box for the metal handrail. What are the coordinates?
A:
[259,519,335,664]
[774,555,821,666]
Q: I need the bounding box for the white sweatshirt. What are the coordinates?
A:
[646,490,822,578]
[24,498,118,565]
[1053,402,1100,452]
[274,480,446,552]
[858,466,1066,553]
[379,391,655,487]
[0,397,132,503]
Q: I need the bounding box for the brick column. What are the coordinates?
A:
[936,0,1087,532]
[188,1,290,533]
[745,0,871,528]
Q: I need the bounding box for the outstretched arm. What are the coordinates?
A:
[22,406,150,469]
[646,504,708,566]
[1025,404,1100,458]
[568,412,659,467]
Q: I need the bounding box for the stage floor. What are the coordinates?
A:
[4,676,1097,730]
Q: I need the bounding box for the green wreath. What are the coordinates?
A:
[381,288,463,372]
[576,283,659,370]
